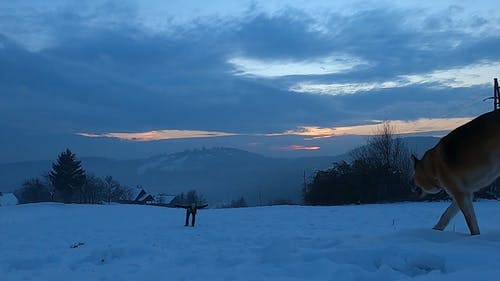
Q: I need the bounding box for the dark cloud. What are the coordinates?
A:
[0,26,347,134]
[333,85,491,121]
[1,3,498,162]
[228,9,329,60]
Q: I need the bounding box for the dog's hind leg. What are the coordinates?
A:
[455,192,480,235]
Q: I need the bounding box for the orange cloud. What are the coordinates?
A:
[78,129,237,142]
[269,117,472,139]
[332,118,473,136]
[265,126,336,139]
[78,117,473,143]
[279,145,321,151]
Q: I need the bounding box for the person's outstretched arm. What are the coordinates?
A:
[196,204,208,209]
[174,204,189,209]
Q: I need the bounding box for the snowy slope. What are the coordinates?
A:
[1,201,499,281]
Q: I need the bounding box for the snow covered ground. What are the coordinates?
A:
[1,201,499,281]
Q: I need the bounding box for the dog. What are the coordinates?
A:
[412,109,500,235]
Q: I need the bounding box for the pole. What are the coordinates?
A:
[303,170,307,191]
[494,78,499,111]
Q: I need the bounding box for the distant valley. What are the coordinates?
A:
[0,137,439,205]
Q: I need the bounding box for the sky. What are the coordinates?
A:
[1,0,499,162]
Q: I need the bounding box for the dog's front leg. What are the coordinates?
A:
[433,200,459,231]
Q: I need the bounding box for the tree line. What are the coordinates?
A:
[14,149,216,207]
[13,148,255,208]
[15,149,132,204]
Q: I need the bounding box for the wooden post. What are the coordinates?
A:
[494,78,499,111]
[303,170,307,192]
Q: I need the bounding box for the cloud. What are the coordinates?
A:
[1,20,351,134]
[330,117,473,135]
[78,129,237,142]
[290,61,500,95]
[291,81,405,96]
[228,53,368,77]
[1,2,499,163]
[226,9,330,60]
[404,61,500,88]
[265,126,337,140]
[77,116,472,144]
[277,145,321,151]
[269,117,473,139]
[0,1,140,51]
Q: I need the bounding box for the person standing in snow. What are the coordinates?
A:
[175,203,208,227]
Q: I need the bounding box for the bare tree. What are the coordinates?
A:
[17,178,51,203]
[103,176,131,203]
[350,121,413,201]
[77,174,105,204]
[352,122,412,177]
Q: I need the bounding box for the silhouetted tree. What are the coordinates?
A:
[172,190,207,205]
[269,198,294,206]
[230,196,247,208]
[76,174,105,204]
[17,178,51,203]
[304,122,414,205]
[104,176,131,203]
[186,190,207,205]
[49,149,86,203]
[350,122,413,202]
[171,193,186,206]
[72,174,132,204]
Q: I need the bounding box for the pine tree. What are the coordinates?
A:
[49,149,86,203]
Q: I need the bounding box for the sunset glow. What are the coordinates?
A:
[271,117,472,139]
[78,117,473,143]
[78,130,237,142]
[279,145,321,151]
[332,117,473,136]
[265,127,337,139]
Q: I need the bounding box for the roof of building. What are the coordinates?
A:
[0,193,19,206]
[155,194,176,204]
[130,187,154,202]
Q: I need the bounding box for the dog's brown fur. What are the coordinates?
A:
[412,110,500,235]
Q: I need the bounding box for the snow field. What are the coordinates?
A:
[1,201,499,281]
